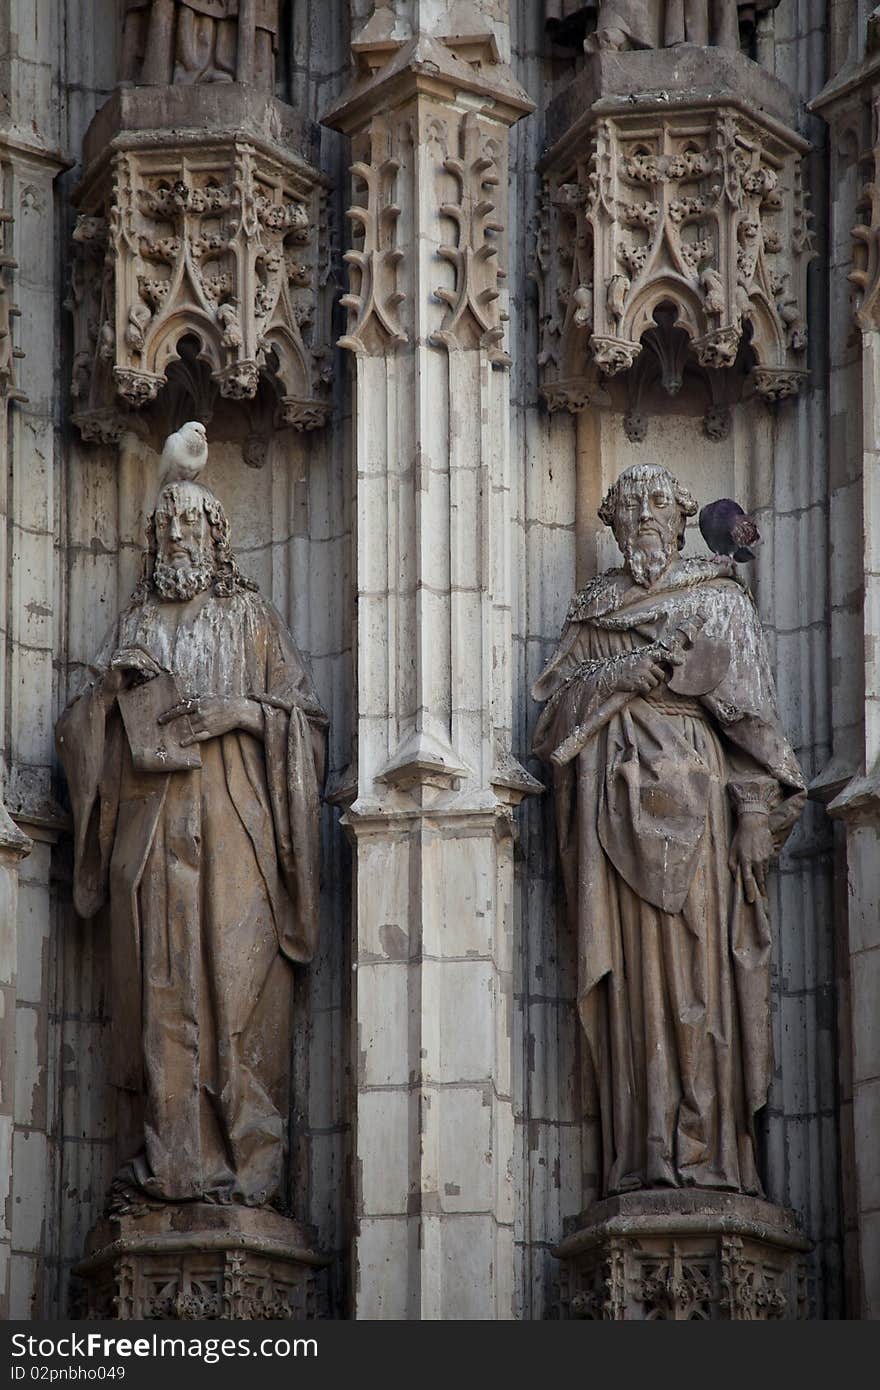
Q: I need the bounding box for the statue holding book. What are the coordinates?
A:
[57,428,327,1212]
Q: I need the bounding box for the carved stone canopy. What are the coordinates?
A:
[534,46,813,414]
[69,85,333,446]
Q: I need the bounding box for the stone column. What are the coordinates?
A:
[323,10,536,1319]
[0,200,30,1316]
[811,56,880,1320]
[0,119,68,1316]
[824,320,880,1321]
[0,802,32,1322]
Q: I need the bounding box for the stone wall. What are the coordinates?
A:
[0,0,876,1320]
[505,0,844,1319]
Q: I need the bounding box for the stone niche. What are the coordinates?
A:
[534,45,814,425]
[73,1207,329,1321]
[68,85,333,447]
[555,1192,811,1321]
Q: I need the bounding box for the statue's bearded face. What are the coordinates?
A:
[153,483,215,601]
[614,477,681,587]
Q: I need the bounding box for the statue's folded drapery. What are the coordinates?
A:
[544,0,782,48]
[532,561,805,1196]
[57,588,326,1206]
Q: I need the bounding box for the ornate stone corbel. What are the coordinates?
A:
[536,47,814,416]
[69,89,332,442]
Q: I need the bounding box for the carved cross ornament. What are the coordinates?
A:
[536,98,814,412]
[69,134,332,442]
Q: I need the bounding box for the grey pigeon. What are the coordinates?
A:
[699,498,761,562]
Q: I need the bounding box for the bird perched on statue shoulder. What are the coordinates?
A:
[160,420,209,485]
[699,498,761,563]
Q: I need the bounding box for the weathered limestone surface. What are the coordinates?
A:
[508,0,842,1320]
[555,1190,810,1320]
[0,0,877,1322]
[810,15,880,1312]
[323,6,537,1319]
[74,1206,330,1320]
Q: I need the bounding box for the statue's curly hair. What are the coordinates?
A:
[598,464,697,551]
[132,481,258,603]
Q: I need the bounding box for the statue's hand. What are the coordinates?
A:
[103,647,165,699]
[613,649,680,696]
[158,695,263,744]
[728,812,774,904]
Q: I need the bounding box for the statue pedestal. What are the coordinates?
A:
[554,1191,811,1320]
[73,1205,330,1320]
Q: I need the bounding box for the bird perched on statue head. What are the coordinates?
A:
[699,498,761,563]
[160,421,209,486]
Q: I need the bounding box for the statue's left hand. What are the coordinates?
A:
[727,812,774,904]
[158,696,263,744]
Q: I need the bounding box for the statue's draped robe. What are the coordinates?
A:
[123,1,279,87]
[532,562,805,1195]
[57,588,326,1206]
[544,0,782,47]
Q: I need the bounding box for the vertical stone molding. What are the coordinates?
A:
[69,87,333,445]
[323,24,538,1319]
[0,802,32,1322]
[535,46,813,419]
[812,52,880,1322]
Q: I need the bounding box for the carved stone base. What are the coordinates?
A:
[555,1191,811,1320]
[73,1205,330,1320]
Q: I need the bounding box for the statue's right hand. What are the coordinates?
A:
[613,651,673,696]
[103,647,164,697]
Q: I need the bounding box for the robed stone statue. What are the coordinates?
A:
[544,1,782,49]
[57,436,327,1211]
[122,0,280,88]
[532,463,805,1197]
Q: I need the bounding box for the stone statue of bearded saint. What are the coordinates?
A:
[56,456,327,1211]
[584,0,780,50]
[531,464,805,1197]
[122,1,279,88]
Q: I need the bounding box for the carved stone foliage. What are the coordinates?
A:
[851,92,880,331]
[536,101,813,413]
[556,1196,810,1321]
[0,202,26,406]
[70,133,332,441]
[73,1210,328,1321]
[341,114,407,355]
[432,110,510,366]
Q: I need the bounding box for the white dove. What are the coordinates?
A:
[159,420,209,485]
